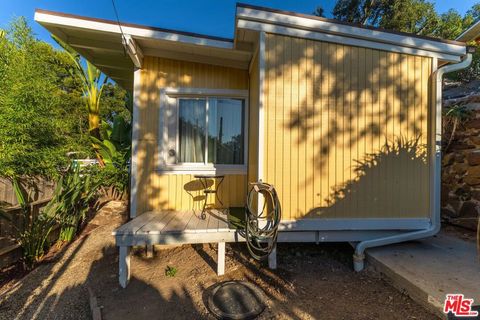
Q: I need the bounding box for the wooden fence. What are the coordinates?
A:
[0,197,53,268]
[0,198,52,238]
[0,178,55,207]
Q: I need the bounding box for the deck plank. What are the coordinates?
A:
[136,211,175,235]
[216,210,230,232]
[161,211,194,234]
[184,211,202,233]
[194,212,211,233]
[114,211,159,235]
[207,212,220,233]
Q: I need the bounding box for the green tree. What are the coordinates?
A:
[316,0,480,40]
[319,0,440,35]
[0,17,123,179]
[0,18,78,178]
[380,0,439,35]
[101,83,131,123]
[466,3,480,23]
[313,6,325,18]
[331,0,385,25]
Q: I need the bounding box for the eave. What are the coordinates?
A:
[34,9,252,90]
[235,3,467,63]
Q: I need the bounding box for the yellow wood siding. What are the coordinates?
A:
[264,33,432,220]
[135,56,249,214]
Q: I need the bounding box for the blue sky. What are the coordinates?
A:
[0,0,477,45]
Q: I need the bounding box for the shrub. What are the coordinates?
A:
[165,265,177,277]
[46,162,99,242]
[89,114,131,201]
[0,178,55,269]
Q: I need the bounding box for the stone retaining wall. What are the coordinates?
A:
[442,105,480,231]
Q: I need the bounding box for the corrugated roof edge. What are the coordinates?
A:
[34,8,234,43]
[236,2,466,47]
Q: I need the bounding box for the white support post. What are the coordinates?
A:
[119,246,131,288]
[268,244,277,270]
[130,68,141,219]
[146,245,153,258]
[217,242,225,276]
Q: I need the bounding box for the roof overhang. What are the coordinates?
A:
[34,9,252,90]
[35,4,470,91]
[457,20,480,43]
[235,3,467,63]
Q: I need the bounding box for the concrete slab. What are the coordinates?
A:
[366,232,480,319]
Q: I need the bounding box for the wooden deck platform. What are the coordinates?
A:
[113,209,244,246]
[113,209,242,288]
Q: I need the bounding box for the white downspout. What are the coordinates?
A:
[353,53,473,272]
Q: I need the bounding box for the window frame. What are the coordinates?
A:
[158,88,249,175]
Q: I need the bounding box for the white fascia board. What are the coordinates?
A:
[34,11,233,50]
[123,34,143,69]
[238,19,462,62]
[237,7,466,59]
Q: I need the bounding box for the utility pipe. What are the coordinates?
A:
[353,53,473,272]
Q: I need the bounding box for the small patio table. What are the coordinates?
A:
[194,174,225,219]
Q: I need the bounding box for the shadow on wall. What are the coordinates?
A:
[305,137,429,219]
[262,32,431,218]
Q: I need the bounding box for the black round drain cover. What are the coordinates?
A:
[206,281,267,319]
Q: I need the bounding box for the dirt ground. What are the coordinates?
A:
[0,203,438,320]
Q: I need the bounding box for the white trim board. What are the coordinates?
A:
[431,57,440,226]
[34,11,233,49]
[161,88,248,97]
[279,218,432,231]
[237,19,462,62]
[236,6,466,62]
[257,32,266,183]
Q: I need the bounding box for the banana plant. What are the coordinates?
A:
[89,115,131,200]
[52,34,107,138]
[91,115,131,168]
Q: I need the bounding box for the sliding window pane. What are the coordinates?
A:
[208,98,244,164]
[178,99,206,163]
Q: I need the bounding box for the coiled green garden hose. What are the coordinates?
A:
[245,182,281,261]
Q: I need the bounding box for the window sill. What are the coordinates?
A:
[156,165,247,175]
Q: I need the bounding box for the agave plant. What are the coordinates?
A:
[52,35,107,138]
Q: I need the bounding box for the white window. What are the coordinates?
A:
[159,89,248,174]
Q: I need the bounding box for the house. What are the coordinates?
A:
[35,3,475,287]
